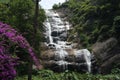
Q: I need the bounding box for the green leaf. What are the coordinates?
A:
[0,0,10,3]
[114,16,120,21]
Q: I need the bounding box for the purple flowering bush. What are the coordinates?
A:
[0,22,41,80]
[0,53,18,80]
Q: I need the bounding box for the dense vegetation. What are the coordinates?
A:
[15,70,120,80]
[0,0,46,79]
[54,0,120,48]
[1,0,120,79]
[0,0,46,49]
[52,0,120,75]
[0,22,40,80]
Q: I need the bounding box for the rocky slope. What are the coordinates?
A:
[52,1,120,74]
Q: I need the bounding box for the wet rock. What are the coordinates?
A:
[71,43,78,49]
[59,32,67,40]
[40,49,55,60]
[51,31,62,37]
[42,10,91,73]
[65,55,75,62]
[53,37,60,43]
[75,54,86,63]
[40,43,49,51]
[48,43,56,49]
[42,60,90,72]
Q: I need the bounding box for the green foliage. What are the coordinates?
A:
[0,0,10,3]
[15,70,120,80]
[0,3,9,23]
[114,16,120,21]
[0,0,46,51]
[111,63,120,74]
[0,0,46,76]
[53,4,59,9]
[58,0,120,48]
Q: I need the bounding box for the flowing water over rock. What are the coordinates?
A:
[42,10,92,72]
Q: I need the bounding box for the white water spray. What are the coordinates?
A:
[44,10,91,72]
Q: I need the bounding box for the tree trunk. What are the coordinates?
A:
[33,0,39,33]
[28,58,33,80]
[28,0,39,80]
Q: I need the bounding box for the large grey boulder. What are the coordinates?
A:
[92,38,118,61]
[92,38,120,74]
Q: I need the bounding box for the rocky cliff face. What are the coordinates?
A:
[54,7,120,74]
[41,10,92,73]
[92,38,120,74]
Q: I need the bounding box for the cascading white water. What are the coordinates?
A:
[45,18,53,44]
[44,10,91,72]
[75,49,91,72]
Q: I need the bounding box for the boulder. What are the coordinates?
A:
[59,32,67,41]
[40,43,49,51]
[40,49,55,60]
[99,54,120,74]
[92,37,120,74]
[92,37,118,61]
[42,60,89,72]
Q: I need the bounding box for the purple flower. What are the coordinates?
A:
[0,53,17,80]
[0,22,41,80]
[0,45,6,54]
[0,22,40,66]
[5,31,16,38]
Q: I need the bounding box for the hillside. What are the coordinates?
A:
[53,0,120,74]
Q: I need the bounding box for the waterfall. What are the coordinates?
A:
[75,49,91,72]
[46,18,53,44]
[44,10,91,72]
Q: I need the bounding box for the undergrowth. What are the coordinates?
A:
[15,70,120,80]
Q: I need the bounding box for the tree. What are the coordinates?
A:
[0,22,40,80]
[28,0,40,80]
[0,0,46,79]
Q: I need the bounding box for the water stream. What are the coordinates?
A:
[44,10,91,72]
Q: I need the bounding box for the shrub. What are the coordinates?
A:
[0,22,40,80]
